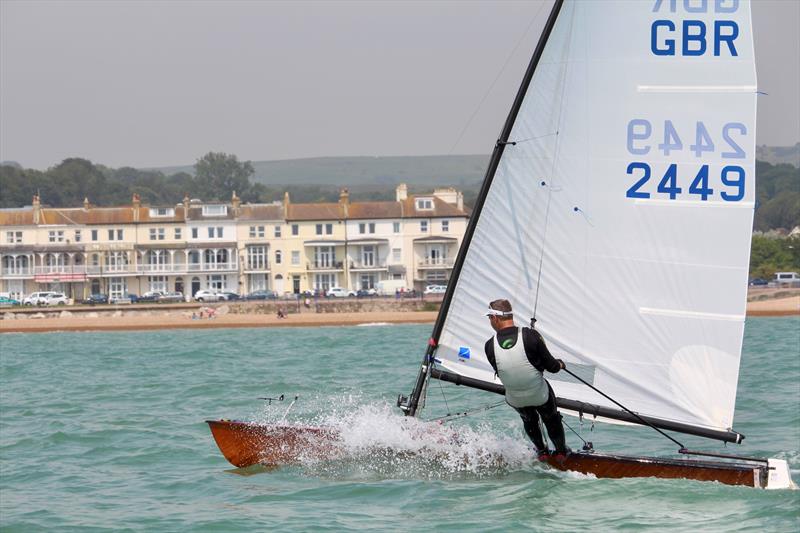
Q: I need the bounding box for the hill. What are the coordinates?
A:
[756,143,800,167]
[151,155,491,188]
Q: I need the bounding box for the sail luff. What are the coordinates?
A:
[429,0,566,348]
[401,0,565,417]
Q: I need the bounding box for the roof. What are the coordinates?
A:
[238,204,283,221]
[286,203,343,221]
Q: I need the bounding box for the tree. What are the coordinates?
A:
[193,152,254,201]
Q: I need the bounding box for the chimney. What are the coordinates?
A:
[457,190,464,211]
[339,188,350,217]
[231,190,241,212]
[32,194,41,224]
[132,193,141,222]
[283,191,290,214]
[83,197,90,210]
[183,194,190,220]
[396,183,408,202]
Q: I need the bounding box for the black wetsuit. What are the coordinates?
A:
[485,326,568,454]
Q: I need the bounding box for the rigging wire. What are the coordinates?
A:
[427,400,507,424]
[447,2,548,155]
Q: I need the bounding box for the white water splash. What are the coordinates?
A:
[252,395,548,478]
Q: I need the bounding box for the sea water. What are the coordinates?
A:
[0,317,798,531]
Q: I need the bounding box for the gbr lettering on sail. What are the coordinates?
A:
[625,0,750,203]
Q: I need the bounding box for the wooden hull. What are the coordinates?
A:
[545,450,767,488]
[206,420,341,468]
[206,420,770,487]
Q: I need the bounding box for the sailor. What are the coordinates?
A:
[484,299,569,462]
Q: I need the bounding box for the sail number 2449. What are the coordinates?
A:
[624,119,747,202]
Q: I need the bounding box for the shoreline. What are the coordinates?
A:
[0,311,440,334]
[1,295,798,334]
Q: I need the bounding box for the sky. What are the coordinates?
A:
[1,0,798,170]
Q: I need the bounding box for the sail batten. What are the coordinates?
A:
[429,0,757,435]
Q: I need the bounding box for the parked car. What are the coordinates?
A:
[327,287,356,298]
[424,285,447,295]
[44,293,69,305]
[0,296,21,307]
[138,291,164,303]
[748,278,768,287]
[109,293,136,305]
[194,289,221,303]
[82,293,109,305]
[159,291,184,303]
[218,291,240,301]
[23,292,55,306]
[356,288,377,298]
[244,290,277,300]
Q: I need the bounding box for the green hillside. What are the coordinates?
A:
[153,155,491,188]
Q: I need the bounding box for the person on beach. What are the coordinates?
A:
[484,298,569,462]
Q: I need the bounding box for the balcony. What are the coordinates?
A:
[417,258,455,269]
[85,265,136,276]
[187,262,238,272]
[243,262,271,273]
[307,261,344,272]
[0,267,33,278]
[349,261,388,271]
[32,265,88,282]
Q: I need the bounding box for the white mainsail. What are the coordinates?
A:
[436,0,757,434]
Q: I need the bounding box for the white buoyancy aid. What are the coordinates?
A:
[494,329,549,408]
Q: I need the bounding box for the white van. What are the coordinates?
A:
[376,279,409,296]
[774,272,800,287]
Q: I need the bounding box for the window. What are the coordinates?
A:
[91,229,98,241]
[202,205,227,216]
[149,207,174,217]
[291,250,300,265]
[393,222,400,233]
[416,198,433,210]
[208,227,214,239]
[442,220,449,232]
[274,225,281,238]
[74,230,81,242]
[275,250,282,264]
[316,224,323,235]
[6,231,22,243]
[109,277,127,299]
[149,228,165,241]
[325,223,333,235]
[117,229,123,240]
[249,226,265,238]
[392,248,401,262]
[149,276,167,292]
[207,274,225,291]
[109,229,123,241]
[247,246,266,270]
[358,223,375,234]
[420,221,428,232]
[291,224,299,236]
[48,230,65,243]
[369,223,375,234]
[359,223,365,234]
[174,228,182,239]
[191,228,198,239]
[217,226,223,238]
[108,229,115,240]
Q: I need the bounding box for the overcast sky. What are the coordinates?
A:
[1,0,798,170]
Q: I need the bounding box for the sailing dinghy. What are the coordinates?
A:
[395,0,794,489]
[207,0,795,488]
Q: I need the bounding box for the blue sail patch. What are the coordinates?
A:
[458,347,471,360]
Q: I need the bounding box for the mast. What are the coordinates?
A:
[398,0,565,417]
